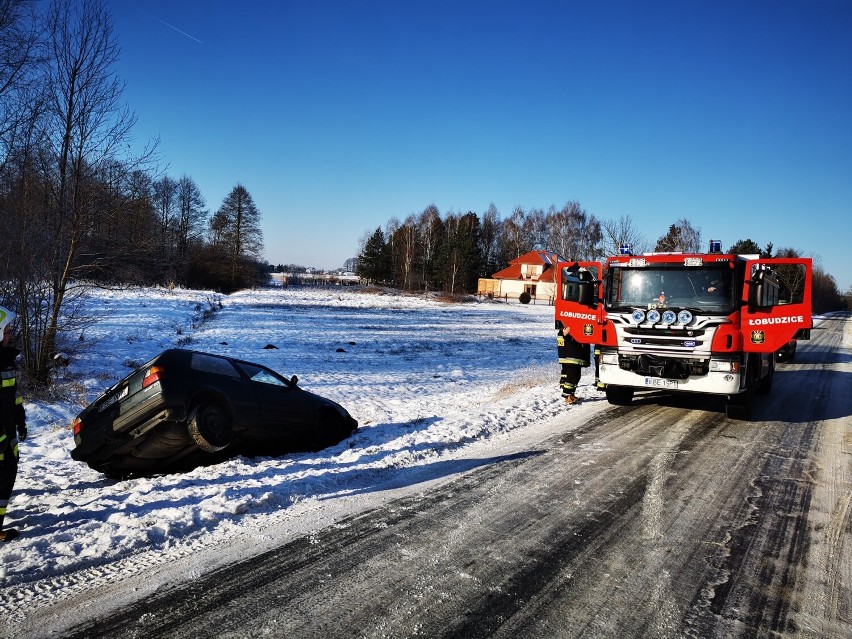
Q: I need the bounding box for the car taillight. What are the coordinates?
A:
[72,417,84,435]
[142,365,164,388]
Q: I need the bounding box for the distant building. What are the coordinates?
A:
[478,250,565,303]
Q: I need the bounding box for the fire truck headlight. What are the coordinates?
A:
[662,310,677,325]
[646,309,661,324]
[601,353,619,365]
[677,310,693,325]
[631,309,646,324]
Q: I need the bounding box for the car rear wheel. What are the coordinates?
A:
[188,403,233,453]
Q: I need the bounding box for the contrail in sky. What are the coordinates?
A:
[152,15,203,44]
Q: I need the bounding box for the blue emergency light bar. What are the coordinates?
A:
[619,244,633,255]
[709,240,722,253]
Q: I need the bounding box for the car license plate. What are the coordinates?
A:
[99,386,129,412]
[644,377,678,389]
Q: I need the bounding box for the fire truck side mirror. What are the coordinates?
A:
[748,269,780,311]
[577,281,596,306]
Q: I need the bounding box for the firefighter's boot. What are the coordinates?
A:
[0,515,18,542]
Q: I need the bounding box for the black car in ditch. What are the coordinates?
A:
[71,349,358,478]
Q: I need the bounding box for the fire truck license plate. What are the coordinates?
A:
[644,377,678,389]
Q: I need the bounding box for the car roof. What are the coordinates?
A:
[158,348,272,371]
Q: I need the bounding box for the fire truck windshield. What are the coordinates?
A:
[606,266,734,314]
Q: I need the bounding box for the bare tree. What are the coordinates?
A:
[499,206,529,263]
[546,201,584,260]
[479,203,501,275]
[655,218,701,253]
[522,207,548,251]
[175,174,206,263]
[152,175,178,261]
[435,211,481,294]
[417,204,442,291]
[0,0,40,148]
[390,215,419,290]
[600,214,649,256]
[0,1,42,325]
[772,247,808,304]
[14,0,140,386]
[384,215,400,282]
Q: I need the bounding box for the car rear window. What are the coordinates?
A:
[190,353,241,378]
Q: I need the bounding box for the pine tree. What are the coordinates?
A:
[358,227,391,283]
[213,183,264,291]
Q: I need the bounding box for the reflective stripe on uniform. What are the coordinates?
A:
[558,358,587,366]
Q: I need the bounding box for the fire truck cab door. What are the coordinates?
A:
[740,257,812,353]
[555,261,604,344]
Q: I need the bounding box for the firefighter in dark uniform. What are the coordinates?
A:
[0,307,26,542]
[557,325,590,404]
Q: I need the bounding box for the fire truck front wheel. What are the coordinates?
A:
[757,358,774,395]
[605,385,634,406]
[725,390,754,421]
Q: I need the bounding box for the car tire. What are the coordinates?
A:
[188,403,233,453]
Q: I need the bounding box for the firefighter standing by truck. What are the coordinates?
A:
[0,306,26,542]
[557,326,590,404]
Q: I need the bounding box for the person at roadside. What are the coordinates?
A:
[0,306,26,542]
[557,325,590,405]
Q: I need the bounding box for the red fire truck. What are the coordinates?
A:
[555,242,812,419]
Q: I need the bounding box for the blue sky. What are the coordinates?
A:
[109,1,852,289]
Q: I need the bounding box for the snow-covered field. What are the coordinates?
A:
[0,284,604,627]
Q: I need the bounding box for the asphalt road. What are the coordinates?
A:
[64,314,852,639]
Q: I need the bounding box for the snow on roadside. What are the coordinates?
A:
[0,285,601,629]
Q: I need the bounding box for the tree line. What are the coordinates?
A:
[357,207,848,314]
[357,202,603,295]
[0,0,265,387]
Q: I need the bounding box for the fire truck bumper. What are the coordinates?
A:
[599,364,742,395]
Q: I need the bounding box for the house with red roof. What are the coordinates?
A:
[478,250,565,303]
